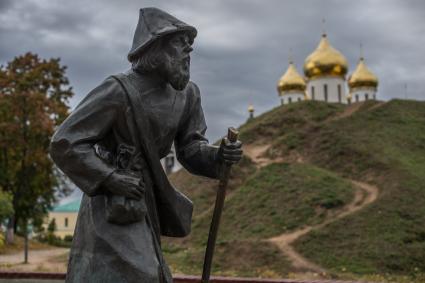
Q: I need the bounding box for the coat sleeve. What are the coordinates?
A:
[49,77,124,196]
[174,82,220,179]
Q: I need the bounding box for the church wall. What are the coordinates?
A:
[280,93,305,105]
[349,88,377,103]
[46,211,78,239]
[307,77,348,104]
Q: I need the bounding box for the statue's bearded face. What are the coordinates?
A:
[161,33,193,91]
[131,32,193,91]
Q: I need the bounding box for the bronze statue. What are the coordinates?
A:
[49,7,242,283]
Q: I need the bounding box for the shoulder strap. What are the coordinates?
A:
[111,73,193,237]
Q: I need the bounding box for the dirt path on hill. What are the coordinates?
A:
[0,247,69,272]
[243,144,283,167]
[330,101,386,121]
[268,180,378,273]
[244,144,379,274]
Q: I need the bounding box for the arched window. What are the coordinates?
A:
[298,97,301,102]
[65,218,68,227]
[356,94,359,102]
[311,86,315,100]
[324,84,328,102]
[288,97,292,104]
[365,93,369,100]
[338,84,342,103]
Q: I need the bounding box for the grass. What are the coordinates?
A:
[166,99,425,281]
[0,235,51,255]
[169,155,257,216]
[164,162,355,276]
[291,100,425,275]
[239,101,344,145]
[163,240,291,277]
[191,163,354,244]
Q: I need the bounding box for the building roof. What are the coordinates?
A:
[52,199,81,212]
[304,34,348,79]
[348,57,378,89]
[277,61,306,95]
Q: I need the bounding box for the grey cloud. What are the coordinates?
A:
[0,0,13,11]
[1,0,424,142]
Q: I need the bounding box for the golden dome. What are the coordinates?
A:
[277,61,306,95]
[248,104,254,112]
[304,34,348,79]
[348,57,378,89]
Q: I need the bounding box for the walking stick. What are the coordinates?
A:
[201,127,239,283]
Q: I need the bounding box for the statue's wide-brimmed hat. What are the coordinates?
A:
[128,7,197,62]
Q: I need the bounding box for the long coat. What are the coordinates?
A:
[50,70,219,283]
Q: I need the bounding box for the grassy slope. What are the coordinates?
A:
[164,99,425,280]
[165,162,354,277]
[292,100,425,275]
[164,102,355,277]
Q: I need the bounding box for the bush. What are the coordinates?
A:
[64,235,73,242]
[0,233,4,248]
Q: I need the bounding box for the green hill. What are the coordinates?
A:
[163,99,425,282]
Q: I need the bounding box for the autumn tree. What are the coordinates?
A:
[0,53,73,246]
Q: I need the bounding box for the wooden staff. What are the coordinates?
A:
[201,127,239,283]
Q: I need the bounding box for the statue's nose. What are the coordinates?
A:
[185,45,193,53]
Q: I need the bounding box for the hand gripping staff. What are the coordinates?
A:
[201,127,239,283]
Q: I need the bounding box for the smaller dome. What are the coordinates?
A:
[304,34,348,79]
[248,104,254,112]
[348,57,378,89]
[277,62,306,95]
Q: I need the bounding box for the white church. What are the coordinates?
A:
[277,33,379,105]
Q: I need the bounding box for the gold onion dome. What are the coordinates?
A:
[277,61,306,95]
[304,34,348,79]
[348,57,378,89]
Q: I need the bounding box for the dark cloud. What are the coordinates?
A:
[0,0,13,11]
[1,0,424,144]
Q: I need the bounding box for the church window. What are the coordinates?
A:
[365,93,369,100]
[288,97,292,104]
[65,218,68,227]
[298,97,301,102]
[311,86,315,100]
[356,94,359,102]
[338,84,342,103]
[324,84,328,102]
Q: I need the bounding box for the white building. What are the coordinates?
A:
[348,57,379,103]
[277,61,306,105]
[276,33,378,105]
[160,144,181,174]
[303,33,348,104]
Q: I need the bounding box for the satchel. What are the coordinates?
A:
[94,143,147,225]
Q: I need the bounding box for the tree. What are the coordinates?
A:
[47,218,57,234]
[0,189,13,224]
[0,53,73,245]
[0,189,13,251]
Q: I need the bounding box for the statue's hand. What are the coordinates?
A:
[104,171,145,200]
[217,137,243,165]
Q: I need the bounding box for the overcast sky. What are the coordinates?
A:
[1,0,424,142]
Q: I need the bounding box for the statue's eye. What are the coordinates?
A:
[170,38,180,45]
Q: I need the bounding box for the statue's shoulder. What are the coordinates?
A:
[184,81,201,100]
[74,76,127,111]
